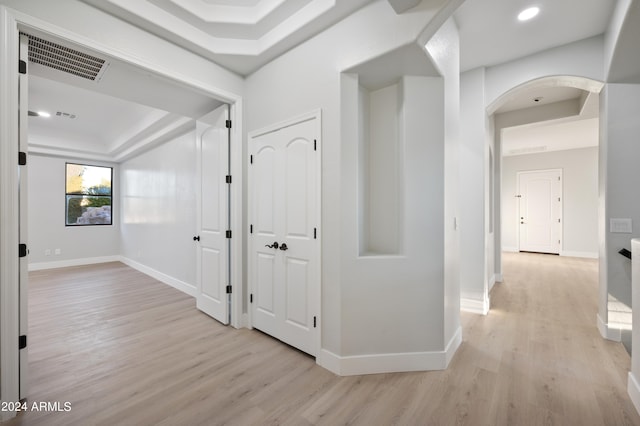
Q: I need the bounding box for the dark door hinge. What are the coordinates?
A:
[226,285,232,294]
[18,151,26,166]
[314,228,317,239]
[225,120,232,129]
[313,316,317,328]
[226,175,232,184]
[19,335,27,349]
[19,244,27,258]
[18,60,26,74]
[250,224,253,234]
[226,230,232,239]
[314,139,317,151]
[250,155,253,164]
[250,294,253,303]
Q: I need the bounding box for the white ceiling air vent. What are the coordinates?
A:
[507,146,547,156]
[21,32,108,81]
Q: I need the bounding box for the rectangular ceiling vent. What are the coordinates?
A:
[507,146,547,156]
[21,32,107,81]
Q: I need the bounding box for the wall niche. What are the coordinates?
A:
[358,81,403,256]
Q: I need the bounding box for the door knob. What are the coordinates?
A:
[279,243,288,251]
[265,242,279,249]
[193,236,200,241]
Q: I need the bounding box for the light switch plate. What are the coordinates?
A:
[610,218,633,233]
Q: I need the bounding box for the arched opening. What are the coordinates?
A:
[487,75,623,346]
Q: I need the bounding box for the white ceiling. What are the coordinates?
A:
[494,87,584,114]
[26,0,618,161]
[24,27,222,162]
[499,87,600,156]
[454,0,617,72]
[453,0,615,155]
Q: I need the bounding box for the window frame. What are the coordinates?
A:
[64,162,113,227]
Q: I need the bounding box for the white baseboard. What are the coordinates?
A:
[503,247,518,253]
[561,251,598,259]
[494,273,503,283]
[445,326,463,366]
[488,273,498,291]
[240,313,250,329]
[629,373,640,416]
[597,313,622,342]
[461,297,489,315]
[317,327,462,376]
[28,255,121,271]
[119,256,197,297]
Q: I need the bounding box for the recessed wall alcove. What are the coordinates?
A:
[358,80,402,255]
[342,43,440,257]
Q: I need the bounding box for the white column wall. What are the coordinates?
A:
[426,18,461,350]
[460,67,488,314]
[628,238,640,414]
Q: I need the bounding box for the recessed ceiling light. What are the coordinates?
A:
[37,111,51,118]
[518,6,540,21]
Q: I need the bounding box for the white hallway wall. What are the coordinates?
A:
[28,154,120,269]
[501,147,599,258]
[245,0,461,374]
[119,130,198,296]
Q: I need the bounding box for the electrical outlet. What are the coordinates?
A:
[54,248,61,255]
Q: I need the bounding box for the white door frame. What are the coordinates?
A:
[516,168,563,254]
[0,8,22,418]
[0,7,244,416]
[247,109,322,356]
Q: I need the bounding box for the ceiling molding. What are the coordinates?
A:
[81,0,375,75]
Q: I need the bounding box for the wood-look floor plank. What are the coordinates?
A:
[4,254,640,425]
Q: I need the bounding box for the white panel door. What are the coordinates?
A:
[250,116,319,356]
[195,105,230,324]
[518,169,562,254]
[18,33,29,399]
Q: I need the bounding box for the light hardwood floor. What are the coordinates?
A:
[5,253,640,425]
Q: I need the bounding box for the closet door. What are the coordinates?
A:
[249,114,320,356]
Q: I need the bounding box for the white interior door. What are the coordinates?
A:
[249,114,320,356]
[18,33,29,399]
[518,169,562,254]
[195,104,230,324]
